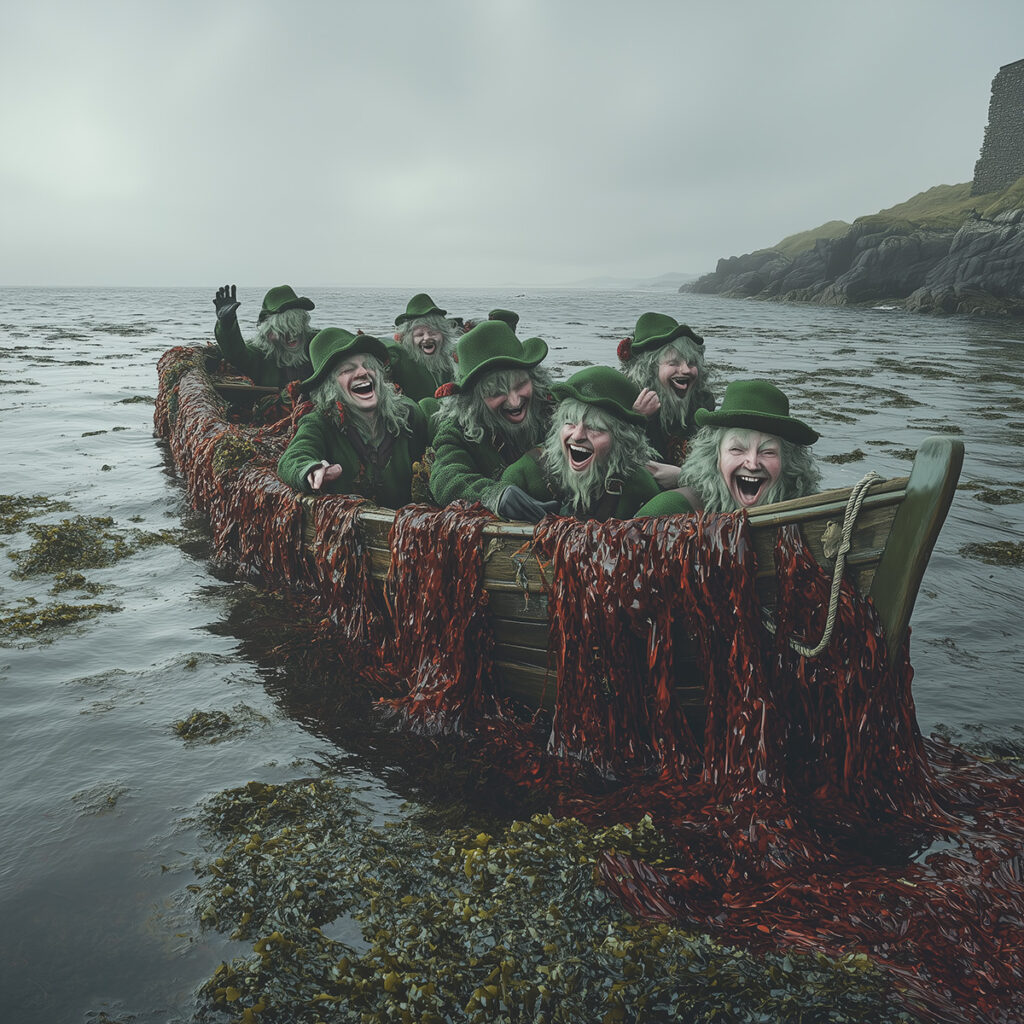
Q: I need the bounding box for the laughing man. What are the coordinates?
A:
[427,319,558,521]
[639,379,821,516]
[499,366,661,522]
[276,328,428,508]
[212,284,316,388]
[618,312,716,486]
[388,292,459,402]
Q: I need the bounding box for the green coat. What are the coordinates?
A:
[277,400,428,509]
[501,450,661,521]
[428,417,521,507]
[385,343,452,402]
[215,317,312,388]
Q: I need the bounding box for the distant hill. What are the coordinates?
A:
[567,272,700,290]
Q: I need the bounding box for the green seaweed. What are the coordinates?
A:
[50,571,104,596]
[0,493,72,534]
[0,597,121,642]
[212,434,260,476]
[10,515,181,578]
[191,778,917,1024]
[822,448,866,465]
[174,705,270,743]
[959,541,1024,567]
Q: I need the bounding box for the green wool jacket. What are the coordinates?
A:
[428,417,525,507]
[277,400,428,509]
[385,343,452,403]
[501,450,662,521]
[215,317,312,389]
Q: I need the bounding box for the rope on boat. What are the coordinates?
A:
[763,470,884,658]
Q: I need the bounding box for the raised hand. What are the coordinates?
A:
[213,284,240,322]
[633,387,661,418]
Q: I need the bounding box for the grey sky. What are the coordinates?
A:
[2,0,1020,287]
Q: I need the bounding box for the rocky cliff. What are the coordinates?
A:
[683,189,1024,318]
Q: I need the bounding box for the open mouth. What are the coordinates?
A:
[283,337,302,350]
[502,403,527,424]
[732,473,769,506]
[419,340,437,356]
[349,377,375,400]
[669,374,693,395]
[565,441,594,471]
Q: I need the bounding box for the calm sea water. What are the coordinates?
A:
[1,286,1022,1022]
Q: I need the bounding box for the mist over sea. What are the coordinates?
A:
[1,285,1022,1022]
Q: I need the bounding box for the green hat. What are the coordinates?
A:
[301,328,390,390]
[488,308,520,331]
[257,284,315,324]
[395,292,448,326]
[694,379,819,445]
[552,366,645,427]
[448,320,547,392]
[622,312,704,359]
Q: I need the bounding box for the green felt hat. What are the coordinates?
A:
[623,312,704,358]
[257,284,315,324]
[488,308,520,331]
[552,366,645,427]
[302,328,390,390]
[394,292,448,326]
[694,379,819,445]
[447,320,547,392]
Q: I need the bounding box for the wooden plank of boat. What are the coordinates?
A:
[203,369,964,714]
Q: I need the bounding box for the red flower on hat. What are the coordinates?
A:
[393,332,401,341]
[617,337,633,362]
[435,382,457,399]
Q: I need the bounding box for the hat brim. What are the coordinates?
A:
[395,306,448,326]
[632,323,704,354]
[551,381,646,427]
[301,335,390,390]
[457,337,548,390]
[694,408,819,446]
[258,297,315,323]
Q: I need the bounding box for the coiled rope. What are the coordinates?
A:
[763,471,884,658]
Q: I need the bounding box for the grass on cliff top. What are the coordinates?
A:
[757,175,1024,259]
[856,176,1024,232]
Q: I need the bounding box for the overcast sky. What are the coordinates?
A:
[2,0,1021,288]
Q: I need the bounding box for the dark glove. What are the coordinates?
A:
[213,284,240,322]
[496,485,559,523]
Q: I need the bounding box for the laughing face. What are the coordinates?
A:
[717,429,782,509]
[334,354,378,412]
[559,417,612,474]
[657,348,699,400]
[482,372,534,428]
[411,323,444,358]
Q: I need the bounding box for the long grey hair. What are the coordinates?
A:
[311,354,411,442]
[539,400,657,515]
[250,309,313,368]
[622,337,714,435]
[436,365,555,455]
[395,313,458,385]
[679,426,821,513]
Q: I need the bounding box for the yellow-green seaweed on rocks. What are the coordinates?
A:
[191,777,918,1024]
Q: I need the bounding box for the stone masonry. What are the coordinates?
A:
[972,58,1024,195]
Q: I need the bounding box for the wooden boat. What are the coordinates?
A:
[155,345,964,732]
